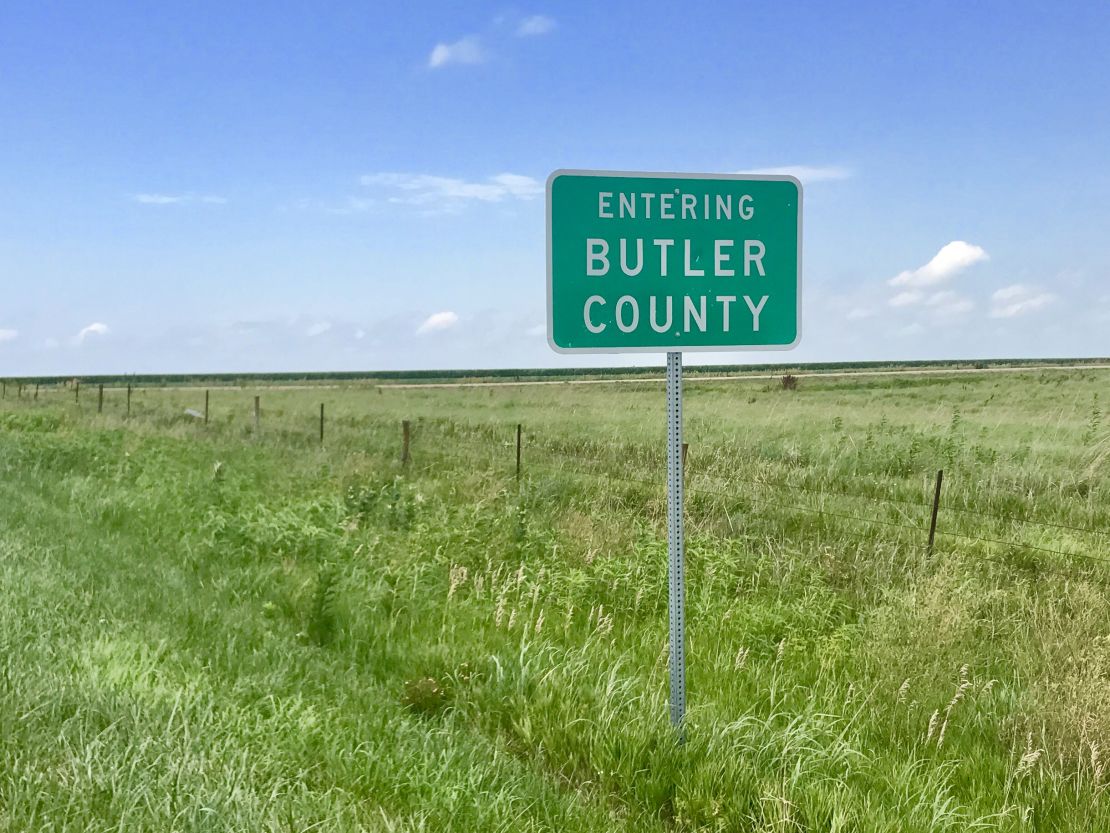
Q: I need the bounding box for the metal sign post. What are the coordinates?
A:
[665,351,686,727]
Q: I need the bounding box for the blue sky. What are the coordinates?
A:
[1,1,1108,374]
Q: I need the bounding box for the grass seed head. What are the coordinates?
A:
[734,646,749,671]
[447,564,468,599]
[897,678,911,703]
[926,709,940,743]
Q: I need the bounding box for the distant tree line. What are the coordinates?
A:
[1,357,1105,386]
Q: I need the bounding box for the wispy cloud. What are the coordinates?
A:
[0,328,18,343]
[75,322,109,344]
[845,308,874,320]
[989,284,1056,318]
[132,193,227,206]
[734,165,852,184]
[293,196,376,216]
[428,36,485,69]
[888,287,974,316]
[888,241,988,289]
[516,15,555,36]
[889,291,924,307]
[306,321,332,337]
[416,311,459,335]
[927,291,974,317]
[361,172,543,213]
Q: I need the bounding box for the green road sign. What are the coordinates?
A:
[547,170,802,353]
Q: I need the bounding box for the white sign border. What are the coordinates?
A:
[546,168,803,354]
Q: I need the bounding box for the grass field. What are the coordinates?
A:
[1,367,1109,831]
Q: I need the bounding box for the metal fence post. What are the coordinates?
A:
[516,423,523,481]
[927,469,944,554]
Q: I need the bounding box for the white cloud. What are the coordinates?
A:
[845,308,874,320]
[361,172,543,212]
[488,173,544,198]
[428,36,485,69]
[992,285,1027,302]
[889,290,924,307]
[132,193,227,205]
[296,196,376,216]
[0,328,17,343]
[896,322,926,336]
[416,311,459,335]
[932,294,974,317]
[331,197,374,214]
[989,284,1057,318]
[923,290,973,315]
[75,322,109,344]
[354,329,366,340]
[526,323,547,336]
[134,193,184,205]
[306,322,332,337]
[516,15,555,36]
[734,165,852,184]
[890,287,975,319]
[945,299,975,315]
[924,290,957,306]
[888,241,988,288]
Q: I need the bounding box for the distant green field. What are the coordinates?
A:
[1,368,1108,831]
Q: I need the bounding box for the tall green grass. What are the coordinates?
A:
[0,369,1107,830]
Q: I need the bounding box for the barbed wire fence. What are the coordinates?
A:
[2,382,1107,580]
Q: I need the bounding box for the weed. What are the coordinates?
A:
[306,563,340,646]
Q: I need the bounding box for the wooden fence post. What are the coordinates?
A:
[401,420,411,465]
[204,390,210,425]
[34,384,39,400]
[516,423,523,481]
[254,396,261,435]
[681,442,689,470]
[126,384,132,419]
[319,403,325,445]
[927,469,944,554]
[98,384,104,414]
[75,381,80,403]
